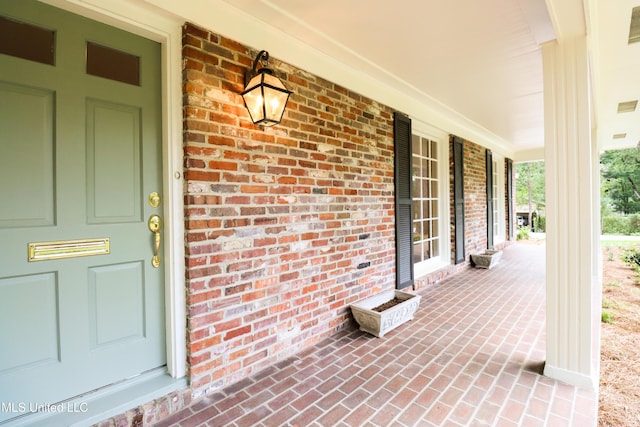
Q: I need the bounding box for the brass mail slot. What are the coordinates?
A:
[28,238,110,262]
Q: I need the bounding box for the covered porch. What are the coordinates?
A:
[0,1,616,424]
[153,242,597,427]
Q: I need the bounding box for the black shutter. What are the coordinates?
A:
[506,159,514,240]
[452,136,465,264]
[394,112,414,289]
[486,150,494,249]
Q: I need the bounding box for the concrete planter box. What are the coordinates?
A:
[351,289,421,337]
[471,250,502,269]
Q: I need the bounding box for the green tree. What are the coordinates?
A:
[601,148,640,214]
[516,162,545,229]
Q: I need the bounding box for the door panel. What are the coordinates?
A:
[0,1,165,421]
[89,261,145,348]
[0,82,55,227]
[87,99,142,223]
[0,273,60,373]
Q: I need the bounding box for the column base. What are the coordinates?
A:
[544,363,597,390]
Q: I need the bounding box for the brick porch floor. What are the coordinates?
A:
[155,242,597,426]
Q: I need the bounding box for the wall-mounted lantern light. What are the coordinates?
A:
[241,50,292,127]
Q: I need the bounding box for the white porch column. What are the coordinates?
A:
[542,35,600,389]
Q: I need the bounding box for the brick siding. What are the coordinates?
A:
[182,23,397,397]
[463,140,489,255]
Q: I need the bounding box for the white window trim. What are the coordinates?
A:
[412,121,450,278]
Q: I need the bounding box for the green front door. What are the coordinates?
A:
[0,1,165,421]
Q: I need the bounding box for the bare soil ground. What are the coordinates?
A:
[599,243,640,426]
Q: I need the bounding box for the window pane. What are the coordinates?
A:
[422,138,429,159]
[412,176,420,198]
[421,242,430,260]
[431,160,438,179]
[413,201,421,220]
[412,153,420,175]
[412,135,420,155]
[431,239,439,257]
[0,17,55,65]
[87,42,140,86]
[413,221,422,241]
[422,201,430,221]
[422,179,430,199]
[431,140,438,158]
[424,220,431,239]
[431,180,438,198]
[413,242,423,263]
[431,200,438,218]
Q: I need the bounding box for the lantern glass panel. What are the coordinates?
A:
[242,87,264,122]
[263,86,289,122]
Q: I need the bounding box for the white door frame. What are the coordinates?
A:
[40,0,186,379]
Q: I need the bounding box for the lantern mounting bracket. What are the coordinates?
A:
[245,50,273,82]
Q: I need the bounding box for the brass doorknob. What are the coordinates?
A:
[148,214,162,267]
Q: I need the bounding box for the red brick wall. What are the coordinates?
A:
[182,23,396,395]
[446,138,490,263]
[455,142,514,257]
[180,20,514,398]
[463,141,489,255]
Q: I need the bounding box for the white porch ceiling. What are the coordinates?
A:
[594,1,640,151]
[216,0,639,158]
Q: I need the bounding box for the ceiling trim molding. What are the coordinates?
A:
[514,147,545,162]
[545,0,587,39]
[515,0,556,44]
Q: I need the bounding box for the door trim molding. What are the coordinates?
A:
[42,0,186,379]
